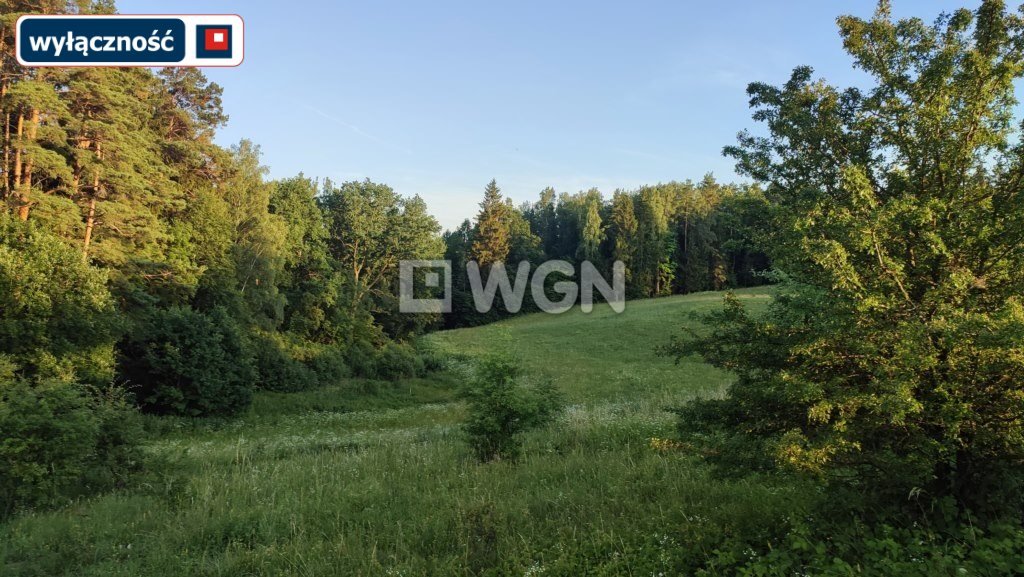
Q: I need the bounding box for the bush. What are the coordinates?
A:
[701,515,1024,576]
[346,340,428,381]
[374,342,424,380]
[345,339,379,379]
[0,215,119,386]
[0,373,142,516]
[415,340,450,373]
[309,344,351,383]
[119,307,255,417]
[252,332,317,392]
[253,332,351,392]
[461,356,563,462]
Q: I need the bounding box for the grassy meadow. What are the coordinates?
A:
[1,287,815,576]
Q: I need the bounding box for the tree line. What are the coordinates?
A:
[442,176,770,327]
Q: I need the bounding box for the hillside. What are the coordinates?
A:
[429,287,771,403]
[1,288,804,576]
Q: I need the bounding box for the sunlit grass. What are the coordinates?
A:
[0,288,807,576]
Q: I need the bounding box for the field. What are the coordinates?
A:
[0,287,814,576]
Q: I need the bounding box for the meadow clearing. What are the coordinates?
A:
[0,287,818,576]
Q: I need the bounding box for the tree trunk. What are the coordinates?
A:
[2,111,8,200]
[83,143,102,260]
[1,79,8,200]
[13,112,23,218]
[82,196,96,261]
[18,108,39,220]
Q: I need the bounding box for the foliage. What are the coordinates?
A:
[673,0,1024,515]
[460,356,563,462]
[319,179,444,340]
[374,341,426,381]
[470,179,511,267]
[701,514,1024,576]
[118,307,254,417]
[445,178,771,328]
[0,372,141,517]
[0,215,119,386]
[251,331,351,392]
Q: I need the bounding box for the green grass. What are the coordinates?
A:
[1,287,811,576]
[430,288,770,403]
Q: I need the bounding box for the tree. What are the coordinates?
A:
[610,190,639,294]
[507,200,543,264]
[674,176,727,293]
[269,175,341,342]
[471,179,510,266]
[461,356,562,462]
[674,0,1024,514]
[119,306,254,417]
[444,219,479,328]
[634,185,675,296]
[157,67,227,142]
[714,186,771,287]
[526,187,558,257]
[576,194,605,265]
[320,179,443,339]
[0,214,118,386]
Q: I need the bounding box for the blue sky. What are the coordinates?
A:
[121,0,978,230]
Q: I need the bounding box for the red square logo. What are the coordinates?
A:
[204,28,230,51]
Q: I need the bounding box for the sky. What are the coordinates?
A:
[119,0,979,230]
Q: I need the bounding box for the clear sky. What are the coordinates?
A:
[119,0,978,230]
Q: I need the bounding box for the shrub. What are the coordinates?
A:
[345,339,379,379]
[346,340,428,381]
[0,373,142,516]
[0,215,119,386]
[461,356,563,462]
[119,306,254,417]
[253,332,351,392]
[82,385,144,490]
[252,332,317,392]
[375,342,424,380]
[309,345,351,383]
[415,340,449,373]
[701,515,1024,576]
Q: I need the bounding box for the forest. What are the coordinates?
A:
[3,0,1024,575]
[0,0,766,509]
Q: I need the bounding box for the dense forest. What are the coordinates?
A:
[443,177,769,327]
[0,0,767,512]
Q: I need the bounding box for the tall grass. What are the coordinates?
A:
[2,288,809,576]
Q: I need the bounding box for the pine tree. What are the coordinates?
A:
[576,196,604,264]
[634,185,674,296]
[470,179,510,266]
[529,187,558,257]
[610,190,638,290]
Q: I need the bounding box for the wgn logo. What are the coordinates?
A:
[17,14,243,67]
[399,260,626,315]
